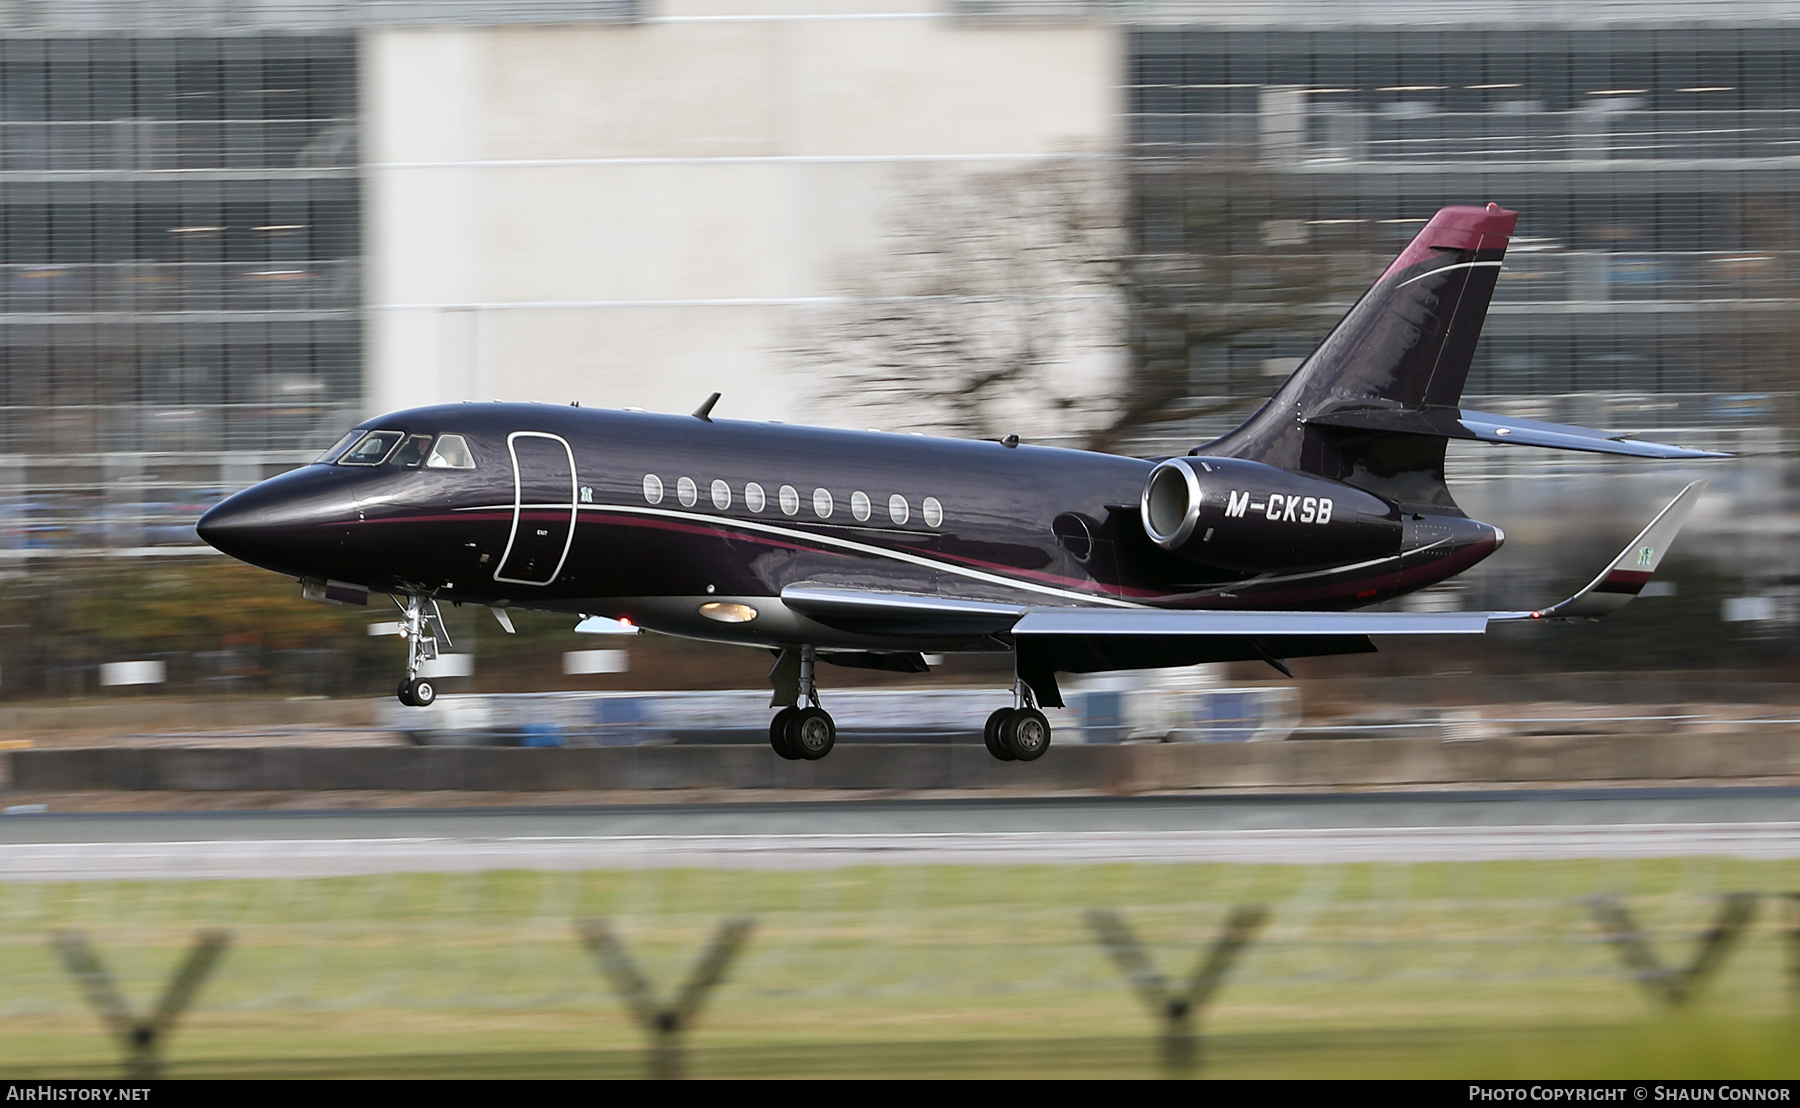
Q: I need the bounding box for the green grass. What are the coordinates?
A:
[2,860,1798,1078]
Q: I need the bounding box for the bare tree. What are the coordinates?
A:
[788,155,1339,452]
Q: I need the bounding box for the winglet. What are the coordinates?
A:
[1507,480,1706,621]
[692,392,721,422]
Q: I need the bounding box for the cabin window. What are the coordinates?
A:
[888,494,909,525]
[315,429,362,464]
[851,491,871,521]
[642,474,663,504]
[677,476,698,507]
[389,434,434,468]
[426,434,476,469]
[812,488,833,518]
[779,485,800,516]
[337,430,404,466]
[923,496,943,528]
[711,479,731,510]
[745,483,766,512]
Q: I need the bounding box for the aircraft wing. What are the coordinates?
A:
[785,482,1702,644]
[1010,608,1490,635]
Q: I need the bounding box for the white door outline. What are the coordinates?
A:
[493,431,578,586]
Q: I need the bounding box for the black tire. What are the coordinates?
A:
[786,706,836,761]
[408,677,437,707]
[769,707,802,760]
[984,707,1017,761]
[1003,707,1051,761]
[397,679,416,707]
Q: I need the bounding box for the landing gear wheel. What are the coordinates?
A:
[405,677,436,708]
[1003,707,1050,761]
[984,708,1018,761]
[769,707,803,760]
[397,679,416,707]
[786,706,836,761]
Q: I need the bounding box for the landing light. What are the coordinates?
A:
[699,602,758,624]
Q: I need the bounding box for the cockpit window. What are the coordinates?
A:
[314,430,362,464]
[338,430,405,466]
[389,433,434,468]
[426,434,476,469]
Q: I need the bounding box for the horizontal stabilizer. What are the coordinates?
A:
[1498,480,1706,620]
[1304,403,1729,460]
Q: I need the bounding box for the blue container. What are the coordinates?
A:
[1078,690,1125,743]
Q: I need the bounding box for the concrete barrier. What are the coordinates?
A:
[8,730,1800,793]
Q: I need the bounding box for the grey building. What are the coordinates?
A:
[1,1,1795,569]
[1126,10,1800,415]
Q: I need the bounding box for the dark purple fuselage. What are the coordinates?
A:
[198,402,1500,653]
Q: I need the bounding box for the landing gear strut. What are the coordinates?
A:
[393,593,450,708]
[983,678,1051,762]
[767,646,835,760]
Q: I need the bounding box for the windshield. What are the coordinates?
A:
[314,429,363,464]
[338,430,405,465]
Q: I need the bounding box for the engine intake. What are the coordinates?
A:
[1141,458,1204,548]
[1137,456,1401,573]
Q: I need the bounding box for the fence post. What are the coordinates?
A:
[51,929,230,1079]
[1086,905,1269,1077]
[576,917,753,1079]
[1585,893,1758,1006]
[1785,893,1800,1012]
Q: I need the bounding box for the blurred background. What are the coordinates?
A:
[0,0,1793,699]
[3,2,1800,1082]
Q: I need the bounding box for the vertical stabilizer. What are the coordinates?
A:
[1204,204,1517,512]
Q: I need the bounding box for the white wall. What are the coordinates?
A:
[362,3,1119,424]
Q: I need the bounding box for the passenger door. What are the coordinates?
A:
[494,431,577,586]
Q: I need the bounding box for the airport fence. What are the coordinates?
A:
[0,858,1797,1078]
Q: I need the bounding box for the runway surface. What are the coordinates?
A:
[3,787,1799,878]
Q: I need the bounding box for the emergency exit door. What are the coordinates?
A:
[494,431,577,586]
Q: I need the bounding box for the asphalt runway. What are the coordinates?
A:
[2,787,1799,878]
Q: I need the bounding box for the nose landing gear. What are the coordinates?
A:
[767,646,835,760]
[393,593,450,707]
[983,679,1051,762]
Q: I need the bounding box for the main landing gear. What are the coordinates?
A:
[764,647,1053,763]
[393,593,451,708]
[767,646,835,761]
[983,680,1051,762]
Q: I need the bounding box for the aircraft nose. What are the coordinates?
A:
[197,467,358,575]
[194,494,261,556]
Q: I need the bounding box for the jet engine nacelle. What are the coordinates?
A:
[1138,456,1402,573]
